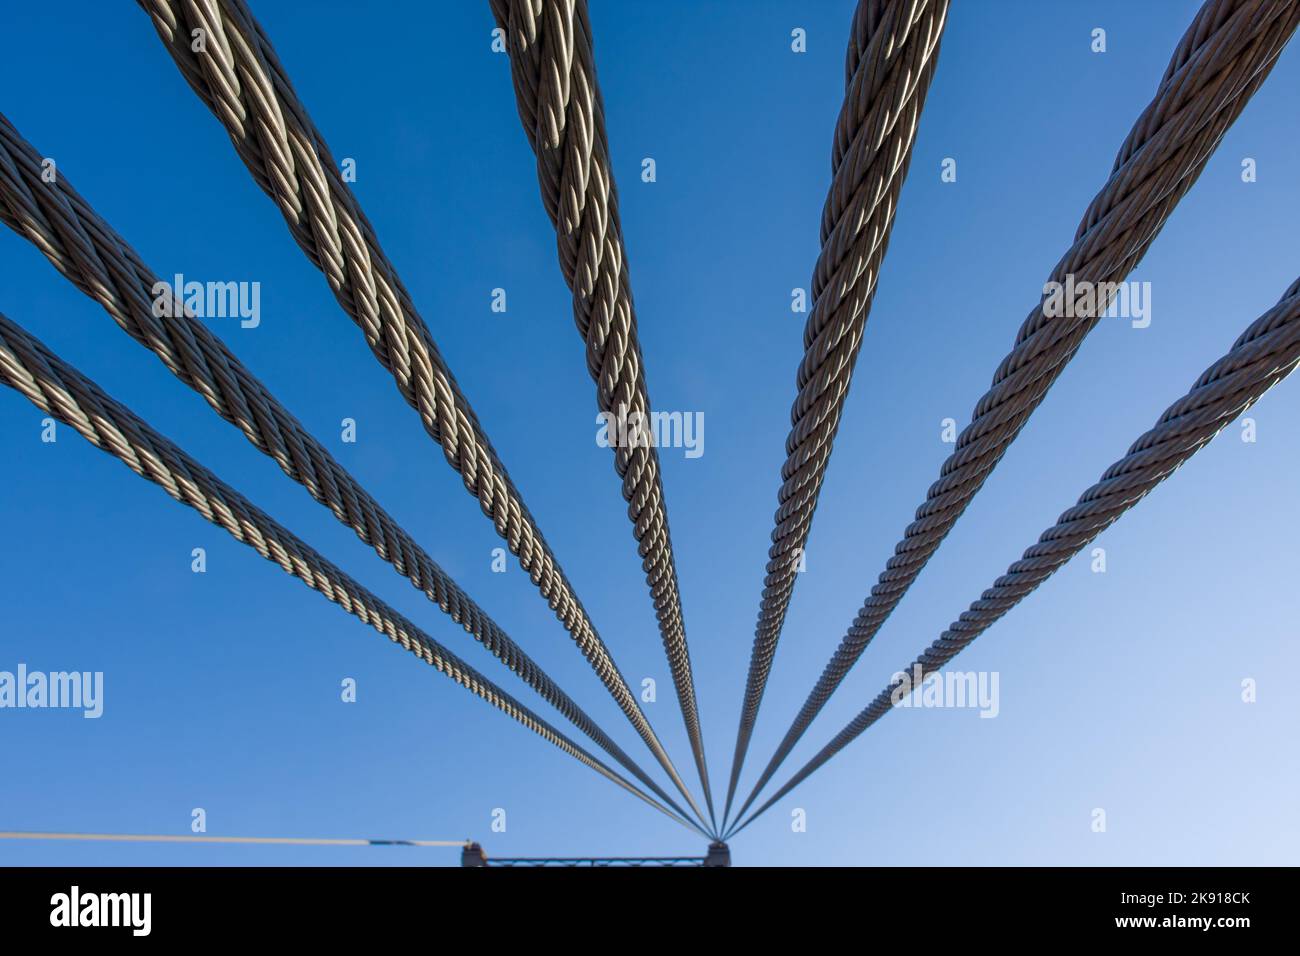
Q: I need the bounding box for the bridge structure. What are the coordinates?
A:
[1,0,1297,861]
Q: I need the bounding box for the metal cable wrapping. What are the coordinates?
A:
[129,0,706,822]
[0,112,699,826]
[730,275,1300,835]
[0,0,1288,847]
[723,0,950,822]
[489,0,712,819]
[732,0,1300,822]
[0,311,703,839]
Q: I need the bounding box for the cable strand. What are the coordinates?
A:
[729,275,1300,838]
[128,0,705,826]
[0,112,697,829]
[731,0,1300,824]
[0,312,704,839]
[489,0,714,825]
[723,0,951,826]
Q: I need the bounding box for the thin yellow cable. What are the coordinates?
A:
[0,831,467,848]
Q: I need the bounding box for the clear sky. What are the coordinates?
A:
[1,0,1297,867]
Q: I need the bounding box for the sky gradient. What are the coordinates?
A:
[1,0,1297,866]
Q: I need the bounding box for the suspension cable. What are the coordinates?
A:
[728,276,1300,837]
[490,0,713,822]
[0,832,469,848]
[0,312,706,840]
[721,0,950,828]
[131,0,706,827]
[0,113,701,831]
[730,0,1300,824]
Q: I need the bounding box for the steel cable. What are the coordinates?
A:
[729,276,1300,837]
[722,0,950,825]
[489,0,712,820]
[0,113,697,828]
[0,832,469,848]
[131,0,705,824]
[0,312,705,839]
[731,0,1300,823]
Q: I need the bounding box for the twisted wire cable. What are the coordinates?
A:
[0,312,705,840]
[722,0,950,824]
[489,0,712,820]
[0,114,700,830]
[731,0,1300,823]
[130,0,705,823]
[729,276,1300,836]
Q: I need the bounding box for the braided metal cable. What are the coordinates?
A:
[489,0,712,819]
[732,0,1300,821]
[722,0,950,823]
[730,276,1300,836]
[0,113,701,828]
[0,312,705,840]
[130,0,705,822]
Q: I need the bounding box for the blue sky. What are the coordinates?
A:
[1,0,1297,866]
